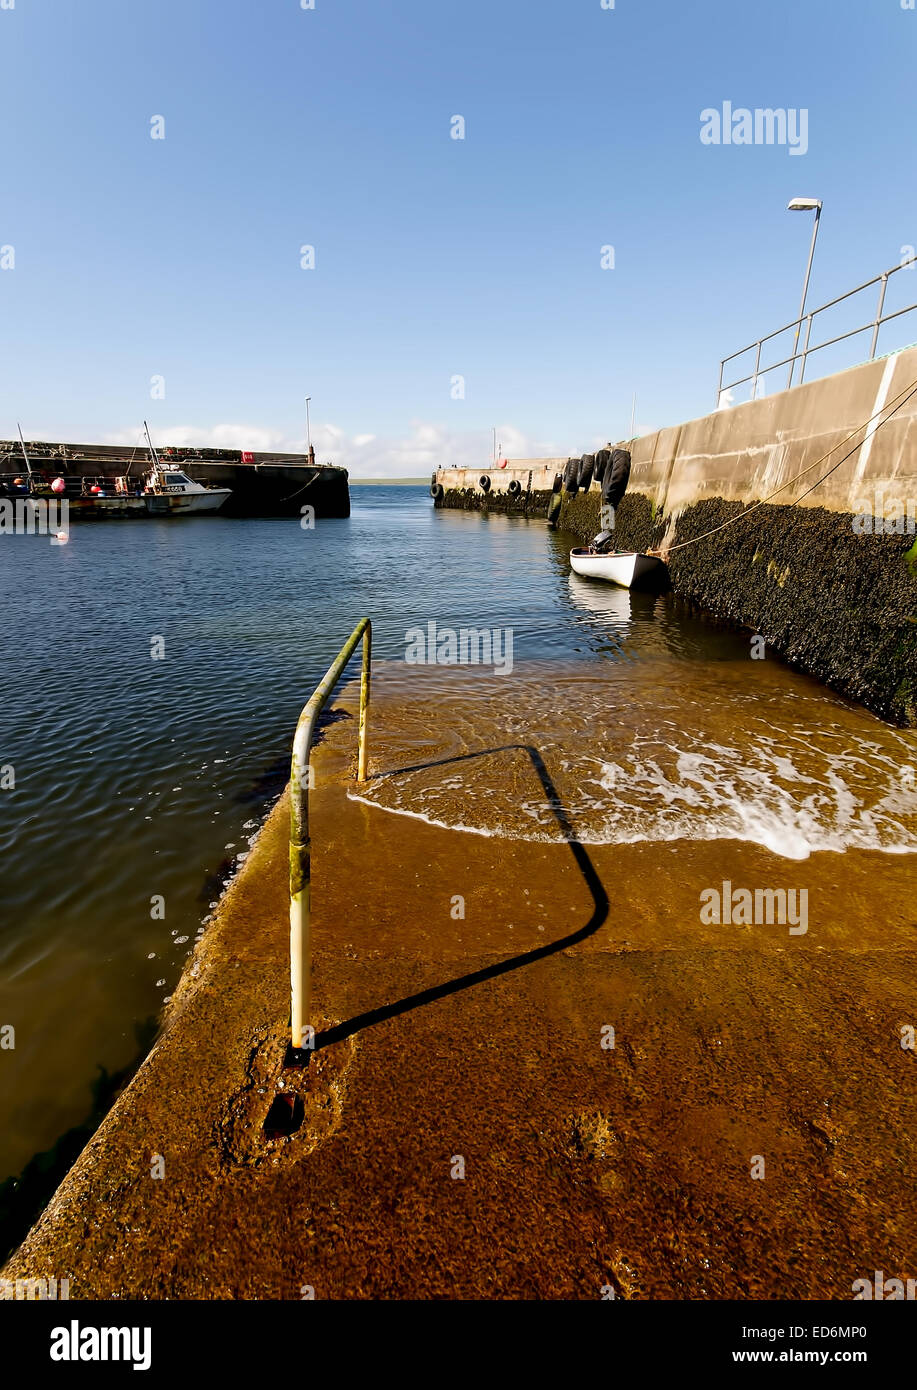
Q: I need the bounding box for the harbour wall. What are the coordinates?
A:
[0,440,350,518]
[435,348,917,724]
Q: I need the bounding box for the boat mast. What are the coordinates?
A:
[143,419,161,470]
[16,423,33,479]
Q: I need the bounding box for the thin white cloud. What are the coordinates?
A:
[102,423,290,453]
[100,420,635,476]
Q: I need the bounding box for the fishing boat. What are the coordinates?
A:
[570,532,668,590]
[140,422,231,514]
[3,422,232,518]
[142,463,231,514]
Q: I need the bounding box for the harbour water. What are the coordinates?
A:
[1,484,916,1198]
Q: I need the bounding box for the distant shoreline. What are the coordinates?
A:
[349,477,428,486]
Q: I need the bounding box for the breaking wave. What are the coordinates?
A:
[346,671,917,861]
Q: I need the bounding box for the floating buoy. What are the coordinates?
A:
[90,485,102,494]
[51,477,66,493]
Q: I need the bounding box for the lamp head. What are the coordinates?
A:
[788,197,822,213]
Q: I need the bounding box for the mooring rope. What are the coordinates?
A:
[277,472,321,504]
[648,372,917,556]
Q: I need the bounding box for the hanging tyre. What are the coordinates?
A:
[602,448,631,511]
[430,482,444,501]
[508,478,521,496]
[579,454,595,490]
[479,474,492,493]
[563,458,580,493]
[593,449,610,485]
[552,472,563,494]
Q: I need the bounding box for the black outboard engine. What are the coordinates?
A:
[591,530,616,554]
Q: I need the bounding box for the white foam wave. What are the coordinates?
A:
[349,727,917,861]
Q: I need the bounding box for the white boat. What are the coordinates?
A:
[140,420,231,515]
[142,464,231,514]
[570,546,666,589]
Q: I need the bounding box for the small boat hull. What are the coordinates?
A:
[570,548,667,589]
[144,488,231,515]
[69,496,148,519]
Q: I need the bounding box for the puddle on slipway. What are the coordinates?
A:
[347,659,917,862]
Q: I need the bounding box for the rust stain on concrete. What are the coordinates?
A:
[3,672,916,1299]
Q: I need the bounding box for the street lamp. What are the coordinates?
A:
[787,197,822,388]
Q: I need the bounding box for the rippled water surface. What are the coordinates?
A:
[353,661,917,862]
[1,487,915,1184]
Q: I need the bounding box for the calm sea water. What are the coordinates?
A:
[1,486,914,1191]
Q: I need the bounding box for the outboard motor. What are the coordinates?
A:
[591,530,616,554]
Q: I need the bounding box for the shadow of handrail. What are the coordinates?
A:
[315,743,608,1050]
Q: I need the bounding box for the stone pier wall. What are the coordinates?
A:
[434,348,917,724]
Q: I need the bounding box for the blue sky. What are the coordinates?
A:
[2,0,916,474]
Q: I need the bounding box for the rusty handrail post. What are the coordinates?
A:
[358,620,371,780]
[289,617,371,1049]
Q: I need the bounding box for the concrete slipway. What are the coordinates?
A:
[3,666,915,1299]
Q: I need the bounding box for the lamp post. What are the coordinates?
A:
[305,396,313,465]
[787,197,822,389]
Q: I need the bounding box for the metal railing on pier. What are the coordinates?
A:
[718,254,917,404]
[288,618,371,1049]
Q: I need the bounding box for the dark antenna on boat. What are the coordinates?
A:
[143,419,161,469]
[124,428,144,479]
[16,423,33,480]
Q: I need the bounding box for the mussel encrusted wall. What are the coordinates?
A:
[559,488,917,727]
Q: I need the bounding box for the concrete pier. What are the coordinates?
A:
[435,348,917,724]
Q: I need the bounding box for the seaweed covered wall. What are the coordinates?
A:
[434,344,917,725]
[436,486,554,519]
[559,489,917,726]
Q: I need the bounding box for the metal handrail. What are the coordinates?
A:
[289,617,371,1049]
[718,254,917,403]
